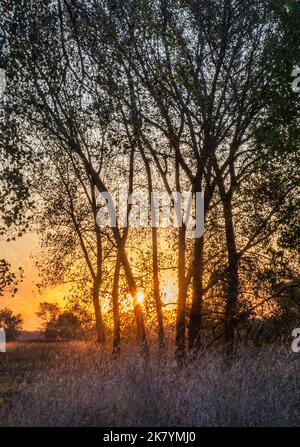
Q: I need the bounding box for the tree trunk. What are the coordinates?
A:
[212,155,239,356]
[112,254,121,354]
[93,279,106,344]
[174,153,186,361]
[136,132,165,349]
[143,153,165,349]
[152,224,165,349]
[117,229,149,356]
[175,224,186,360]
[222,197,239,355]
[188,235,204,351]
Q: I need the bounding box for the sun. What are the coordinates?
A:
[136,291,144,304]
[165,290,174,301]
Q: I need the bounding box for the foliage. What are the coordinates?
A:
[36,302,88,340]
[2,0,300,351]
[0,307,23,341]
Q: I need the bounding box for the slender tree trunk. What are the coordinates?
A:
[222,197,239,354]
[174,154,187,361]
[188,172,205,353]
[141,151,165,349]
[118,228,148,355]
[151,224,165,349]
[175,224,186,360]
[93,195,106,345]
[112,254,121,354]
[212,155,239,356]
[92,279,106,344]
[188,235,204,351]
[127,81,165,350]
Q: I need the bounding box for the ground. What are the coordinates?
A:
[0,341,299,427]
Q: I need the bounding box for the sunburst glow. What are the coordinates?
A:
[136,291,144,304]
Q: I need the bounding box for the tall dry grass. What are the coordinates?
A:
[0,342,299,427]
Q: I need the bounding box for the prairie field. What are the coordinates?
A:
[0,341,299,427]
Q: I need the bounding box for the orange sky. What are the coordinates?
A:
[0,233,67,330]
[0,231,178,331]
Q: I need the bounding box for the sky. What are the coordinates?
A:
[0,232,66,330]
[0,230,178,331]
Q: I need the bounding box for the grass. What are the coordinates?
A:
[0,341,299,427]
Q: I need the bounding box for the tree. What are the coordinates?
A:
[37,302,86,340]
[36,302,61,339]
[7,1,149,354]
[0,2,30,300]
[0,259,22,297]
[4,0,300,359]
[34,149,108,344]
[0,307,23,341]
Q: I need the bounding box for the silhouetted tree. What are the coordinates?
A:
[0,307,23,341]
